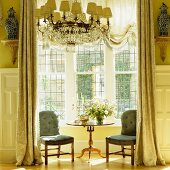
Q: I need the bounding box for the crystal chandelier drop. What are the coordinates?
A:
[35,0,112,46]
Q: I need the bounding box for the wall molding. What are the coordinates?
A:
[155,65,170,163]
[156,65,170,73]
[0,68,18,163]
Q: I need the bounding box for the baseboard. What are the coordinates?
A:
[160,148,170,163]
[1,141,170,163]
[0,149,16,163]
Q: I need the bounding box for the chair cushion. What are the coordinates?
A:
[107,135,136,141]
[41,135,73,142]
[40,135,74,145]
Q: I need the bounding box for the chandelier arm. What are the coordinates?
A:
[63,12,66,20]
[50,14,54,25]
[37,27,45,36]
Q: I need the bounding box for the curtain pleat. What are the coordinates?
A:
[16,0,42,166]
[0,2,2,25]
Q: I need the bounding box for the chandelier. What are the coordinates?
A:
[35,0,112,46]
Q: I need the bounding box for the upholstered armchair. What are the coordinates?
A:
[106,110,136,165]
[39,111,74,165]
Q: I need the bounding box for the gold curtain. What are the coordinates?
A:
[0,2,2,25]
[135,0,165,166]
[16,0,42,166]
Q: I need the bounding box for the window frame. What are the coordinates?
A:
[37,42,137,124]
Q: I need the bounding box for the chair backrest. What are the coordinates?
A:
[121,110,136,136]
[39,111,60,136]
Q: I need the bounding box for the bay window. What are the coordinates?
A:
[37,41,137,122]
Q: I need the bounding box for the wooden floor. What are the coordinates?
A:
[0,154,169,170]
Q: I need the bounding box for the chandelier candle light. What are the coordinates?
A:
[35,0,112,46]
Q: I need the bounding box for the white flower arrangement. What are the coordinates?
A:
[84,98,116,121]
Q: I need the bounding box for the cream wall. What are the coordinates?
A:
[0,0,20,68]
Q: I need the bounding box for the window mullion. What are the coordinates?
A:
[104,44,114,102]
[65,51,77,121]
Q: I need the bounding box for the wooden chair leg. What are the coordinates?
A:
[57,145,60,158]
[121,145,125,158]
[71,141,74,162]
[131,144,134,165]
[106,140,109,163]
[45,144,48,165]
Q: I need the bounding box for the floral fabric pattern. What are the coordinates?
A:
[16,0,42,166]
[135,0,165,166]
[0,2,2,25]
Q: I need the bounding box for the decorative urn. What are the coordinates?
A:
[5,7,19,39]
[157,3,170,36]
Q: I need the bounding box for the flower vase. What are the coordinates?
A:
[96,117,104,125]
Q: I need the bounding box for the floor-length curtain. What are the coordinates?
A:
[16,0,42,166]
[135,0,165,166]
[0,2,2,25]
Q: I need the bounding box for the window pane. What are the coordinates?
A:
[39,74,65,118]
[76,43,104,114]
[76,74,104,100]
[38,44,65,73]
[114,44,137,118]
[76,43,104,72]
[115,74,137,118]
[38,44,65,119]
[115,46,137,72]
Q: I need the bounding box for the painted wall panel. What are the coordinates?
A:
[155,88,164,113]
[156,66,170,162]
[0,69,18,163]
[165,90,170,112]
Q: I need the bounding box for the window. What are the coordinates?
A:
[38,43,66,119]
[114,44,137,118]
[37,41,137,121]
[76,44,104,114]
